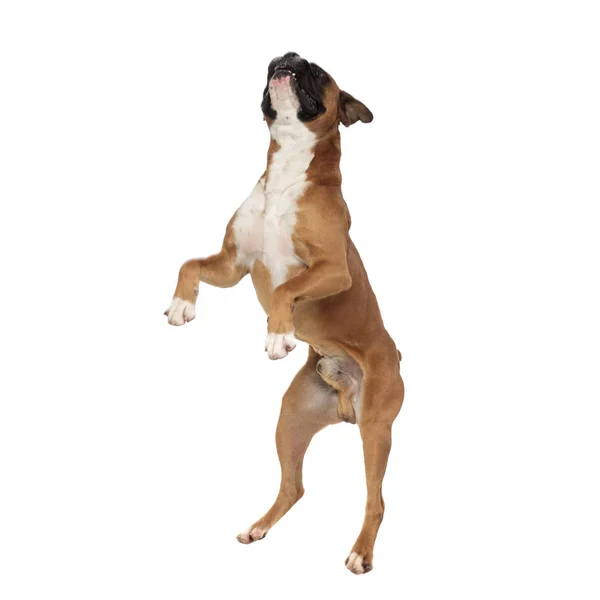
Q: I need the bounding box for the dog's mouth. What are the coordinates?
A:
[272,65,294,78]
[269,69,319,112]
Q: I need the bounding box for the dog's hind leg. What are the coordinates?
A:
[237,348,340,544]
[345,369,404,575]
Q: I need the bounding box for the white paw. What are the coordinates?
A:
[264,332,296,360]
[164,297,195,326]
[345,551,372,575]
[236,525,268,544]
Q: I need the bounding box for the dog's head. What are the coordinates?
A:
[261,52,373,135]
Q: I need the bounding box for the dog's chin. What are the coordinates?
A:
[269,75,300,109]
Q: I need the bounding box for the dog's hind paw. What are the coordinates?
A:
[236,525,268,544]
[345,552,373,575]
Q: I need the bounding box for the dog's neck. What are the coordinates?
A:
[266,117,342,188]
[269,107,315,148]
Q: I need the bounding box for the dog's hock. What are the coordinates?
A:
[164,297,196,326]
[265,332,296,360]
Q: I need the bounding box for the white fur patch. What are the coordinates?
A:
[346,551,370,575]
[231,179,266,269]
[236,525,268,544]
[232,78,315,289]
[165,297,195,326]
[265,332,296,360]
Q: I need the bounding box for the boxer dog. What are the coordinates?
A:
[165,52,404,574]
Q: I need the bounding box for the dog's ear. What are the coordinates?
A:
[339,91,373,127]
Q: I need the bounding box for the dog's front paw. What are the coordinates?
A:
[164,297,195,326]
[264,332,296,360]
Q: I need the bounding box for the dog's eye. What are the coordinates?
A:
[311,65,329,83]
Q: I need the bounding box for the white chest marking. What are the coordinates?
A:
[233,99,316,288]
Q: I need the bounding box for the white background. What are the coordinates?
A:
[1,1,599,598]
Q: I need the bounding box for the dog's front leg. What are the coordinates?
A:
[266,253,351,359]
[165,226,246,326]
